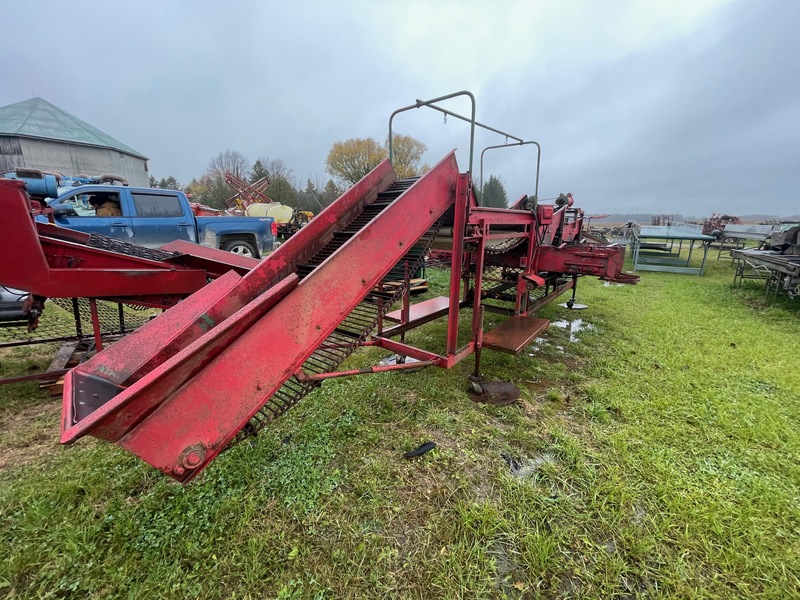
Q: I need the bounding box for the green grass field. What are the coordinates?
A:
[1,254,798,599]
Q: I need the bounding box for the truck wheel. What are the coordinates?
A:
[222,239,258,258]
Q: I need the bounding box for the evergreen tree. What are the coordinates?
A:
[321,180,342,206]
[250,159,270,183]
[158,176,181,190]
[481,175,508,208]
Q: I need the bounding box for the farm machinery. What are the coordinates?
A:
[4,93,638,482]
[0,173,259,341]
[224,171,312,239]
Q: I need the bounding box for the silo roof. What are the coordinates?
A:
[0,97,147,159]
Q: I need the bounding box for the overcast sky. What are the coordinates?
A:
[2,0,798,216]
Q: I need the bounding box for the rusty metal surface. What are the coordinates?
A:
[384,295,450,323]
[482,316,550,354]
[536,244,634,282]
[62,153,458,481]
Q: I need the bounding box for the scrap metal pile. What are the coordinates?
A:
[1,92,639,482]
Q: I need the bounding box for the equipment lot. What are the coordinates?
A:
[1,259,798,598]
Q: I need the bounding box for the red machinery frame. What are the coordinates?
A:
[48,93,638,483]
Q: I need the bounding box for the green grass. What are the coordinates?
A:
[1,255,798,599]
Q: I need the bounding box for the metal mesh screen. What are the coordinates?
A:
[0,298,156,349]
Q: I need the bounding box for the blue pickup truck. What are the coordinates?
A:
[44,185,277,258]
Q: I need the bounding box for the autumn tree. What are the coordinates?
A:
[185,174,231,209]
[207,149,249,180]
[480,175,508,208]
[196,149,251,209]
[264,158,293,182]
[325,137,387,186]
[388,134,430,179]
[254,157,296,206]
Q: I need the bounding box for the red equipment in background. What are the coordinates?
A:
[224,172,272,213]
[0,177,258,346]
[56,92,638,483]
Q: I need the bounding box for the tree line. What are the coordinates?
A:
[150,134,510,212]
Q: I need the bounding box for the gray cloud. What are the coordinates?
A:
[1,0,796,217]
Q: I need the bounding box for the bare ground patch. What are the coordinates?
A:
[0,399,62,470]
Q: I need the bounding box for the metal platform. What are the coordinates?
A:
[482,316,550,354]
[384,295,450,323]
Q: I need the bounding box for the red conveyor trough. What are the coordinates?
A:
[57,150,636,482]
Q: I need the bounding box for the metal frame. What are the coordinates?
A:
[53,92,640,483]
[731,248,800,300]
[479,141,541,206]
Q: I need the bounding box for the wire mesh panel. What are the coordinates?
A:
[0,297,156,349]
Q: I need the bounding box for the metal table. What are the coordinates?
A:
[632,225,715,276]
[716,224,776,260]
[731,248,800,299]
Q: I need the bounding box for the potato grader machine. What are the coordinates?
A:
[2,92,638,482]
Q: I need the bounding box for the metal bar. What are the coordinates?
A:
[389,91,477,175]
[699,242,710,276]
[0,368,70,386]
[401,261,410,343]
[446,174,470,356]
[471,220,487,377]
[473,305,484,378]
[72,298,83,339]
[441,341,477,368]
[479,141,541,203]
[88,299,103,352]
[372,337,444,363]
[295,360,435,383]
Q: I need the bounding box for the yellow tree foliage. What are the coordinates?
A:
[389,134,429,179]
[325,138,388,186]
[325,134,430,186]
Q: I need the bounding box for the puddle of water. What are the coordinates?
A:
[528,338,547,355]
[527,337,566,355]
[551,318,596,342]
[378,354,426,372]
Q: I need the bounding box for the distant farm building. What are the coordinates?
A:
[0,97,149,186]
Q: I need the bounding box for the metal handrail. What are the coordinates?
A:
[479,141,541,206]
[389,91,527,178]
[389,91,476,175]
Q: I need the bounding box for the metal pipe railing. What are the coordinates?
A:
[389,91,476,175]
[389,91,533,192]
[479,141,541,206]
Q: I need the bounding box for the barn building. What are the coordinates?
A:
[0,97,150,186]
